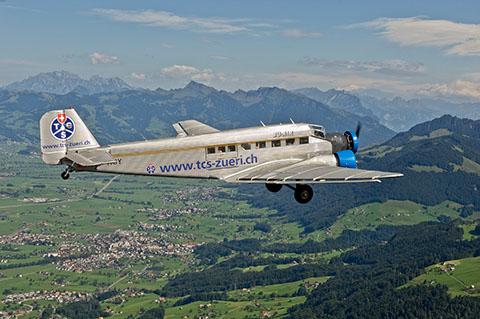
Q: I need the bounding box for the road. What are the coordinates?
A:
[89,175,119,198]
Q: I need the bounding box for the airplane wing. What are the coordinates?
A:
[223,158,403,184]
[173,120,219,137]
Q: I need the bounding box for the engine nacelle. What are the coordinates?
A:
[335,150,357,168]
[326,130,359,154]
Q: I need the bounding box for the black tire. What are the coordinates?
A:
[265,183,282,193]
[61,171,70,180]
[294,185,313,204]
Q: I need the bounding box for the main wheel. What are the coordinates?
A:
[265,183,282,193]
[294,185,313,204]
[61,171,70,180]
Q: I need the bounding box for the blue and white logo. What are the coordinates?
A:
[146,164,156,174]
[50,113,75,141]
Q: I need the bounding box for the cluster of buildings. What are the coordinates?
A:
[0,231,56,246]
[164,186,219,203]
[22,197,60,203]
[137,222,177,232]
[54,230,198,272]
[143,206,208,221]
[3,290,91,304]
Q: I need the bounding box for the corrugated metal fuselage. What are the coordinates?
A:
[88,123,334,180]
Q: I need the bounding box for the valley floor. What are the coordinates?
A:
[0,142,479,318]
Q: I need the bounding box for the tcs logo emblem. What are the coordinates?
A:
[50,113,75,140]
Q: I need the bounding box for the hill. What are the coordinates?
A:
[0,80,394,146]
[238,115,480,232]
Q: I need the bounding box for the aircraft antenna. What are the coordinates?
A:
[290,118,295,124]
[260,121,266,127]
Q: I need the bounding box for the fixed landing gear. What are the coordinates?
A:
[61,166,75,180]
[61,171,70,180]
[265,183,314,204]
[293,184,313,204]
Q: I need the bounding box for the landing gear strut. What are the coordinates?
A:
[293,184,313,204]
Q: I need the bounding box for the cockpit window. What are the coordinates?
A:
[310,125,326,138]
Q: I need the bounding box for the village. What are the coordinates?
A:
[54,230,198,272]
[0,227,199,273]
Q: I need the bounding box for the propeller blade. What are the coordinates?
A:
[355,122,362,138]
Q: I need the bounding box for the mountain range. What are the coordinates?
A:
[3,71,132,95]
[295,87,480,132]
[358,94,480,132]
[2,71,480,134]
[0,80,394,146]
[293,87,377,119]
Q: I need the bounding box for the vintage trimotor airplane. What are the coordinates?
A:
[40,108,403,204]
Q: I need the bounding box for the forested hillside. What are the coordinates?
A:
[236,115,480,231]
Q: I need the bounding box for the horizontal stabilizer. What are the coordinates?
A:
[64,149,116,167]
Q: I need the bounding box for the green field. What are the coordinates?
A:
[318,200,474,239]
[407,257,480,297]
[165,297,305,319]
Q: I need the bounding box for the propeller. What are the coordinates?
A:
[328,122,362,153]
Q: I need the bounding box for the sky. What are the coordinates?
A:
[1,0,480,99]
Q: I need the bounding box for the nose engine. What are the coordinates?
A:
[326,125,360,169]
[326,130,359,153]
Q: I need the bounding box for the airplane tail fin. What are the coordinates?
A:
[39,108,100,164]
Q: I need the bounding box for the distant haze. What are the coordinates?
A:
[1,1,480,102]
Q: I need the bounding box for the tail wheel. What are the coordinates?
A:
[61,171,70,180]
[265,183,282,193]
[294,185,313,204]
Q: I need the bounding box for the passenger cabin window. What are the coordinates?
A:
[228,145,236,152]
[286,138,295,146]
[271,140,281,147]
[299,137,309,144]
[218,146,226,153]
[207,147,215,154]
[256,141,266,149]
[241,143,251,150]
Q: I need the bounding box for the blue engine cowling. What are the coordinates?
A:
[335,150,357,168]
[344,130,359,153]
